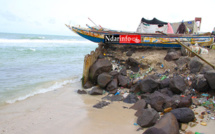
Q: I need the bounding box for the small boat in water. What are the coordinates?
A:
[66,18,214,48]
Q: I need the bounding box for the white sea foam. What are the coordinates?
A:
[0,39,94,44]
[5,77,81,104]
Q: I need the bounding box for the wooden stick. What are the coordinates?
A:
[176,39,215,69]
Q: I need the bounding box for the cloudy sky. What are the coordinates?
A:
[0,0,214,36]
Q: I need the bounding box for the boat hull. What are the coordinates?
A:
[67,25,213,48]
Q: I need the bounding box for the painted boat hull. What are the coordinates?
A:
[67,25,213,48]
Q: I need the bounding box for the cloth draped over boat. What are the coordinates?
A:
[137,17,172,33]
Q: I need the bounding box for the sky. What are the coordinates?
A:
[0,0,214,36]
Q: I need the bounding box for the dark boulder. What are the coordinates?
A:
[109,70,119,79]
[123,93,138,104]
[204,70,215,90]
[93,101,110,108]
[169,75,186,94]
[175,56,190,68]
[200,65,214,74]
[97,73,112,88]
[126,58,140,72]
[106,78,118,91]
[118,75,130,87]
[189,57,203,74]
[139,78,159,93]
[143,113,179,134]
[148,91,166,112]
[102,94,124,102]
[160,78,170,89]
[130,99,146,110]
[119,68,127,76]
[88,86,103,95]
[171,108,195,123]
[126,50,134,56]
[89,59,112,83]
[178,95,192,108]
[83,81,94,89]
[77,89,87,94]
[159,88,173,97]
[130,82,141,93]
[137,108,160,128]
[192,74,209,92]
[164,51,180,61]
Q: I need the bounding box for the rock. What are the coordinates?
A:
[192,74,209,92]
[126,58,140,72]
[175,57,190,68]
[178,95,192,108]
[97,54,105,59]
[171,108,195,123]
[126,50,134,56]
[130,99,146,110]
[89,59,112,83]
[119,68,127,76]
[143,113,179,134]
[167,48,177,53]
[159,88,173,97]
[200,65,214,74]
[83,81,94,89]
[204,70,215,90]
[123,93,138,104]
[130,82,141,93]
[102,94,124,101]
[118,75,130,87]
[97,73,112,88]
[137,108,160,127]
[160,78,170,89]
[88,86,103,95]
[139,78,159,93]
[106,79,118,91]
[181,123,188,131]
[189,57,203,74]
[109,70,119,79]
[93,101,110,108]
[164,51,180,61]
[148,91,166,112]
[77,89,87,94]
[169,75,186,94]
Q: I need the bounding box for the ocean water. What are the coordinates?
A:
[0,32,97,105]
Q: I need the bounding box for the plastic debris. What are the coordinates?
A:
[115,90,121,96]
[195,132,204,134]
[133,123,138,126]
[200,122,207,126]
[161,75,167,80]
[164,107,172,113]
[201,93,209,97]
[160,64,164,68]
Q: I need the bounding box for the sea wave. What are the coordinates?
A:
[0,39,94,44]
[5,77,81,104]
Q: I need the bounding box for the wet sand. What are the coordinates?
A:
[0,82,141,134]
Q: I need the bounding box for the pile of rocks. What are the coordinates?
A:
[78,45,215,134]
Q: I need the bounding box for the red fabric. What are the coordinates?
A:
[167,23,174,34]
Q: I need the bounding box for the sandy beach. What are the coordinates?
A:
[0,81,215,134]
[0,81,141,134]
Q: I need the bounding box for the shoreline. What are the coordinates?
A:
[0,81,215,134]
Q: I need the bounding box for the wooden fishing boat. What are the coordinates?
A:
[66,24,214,48]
